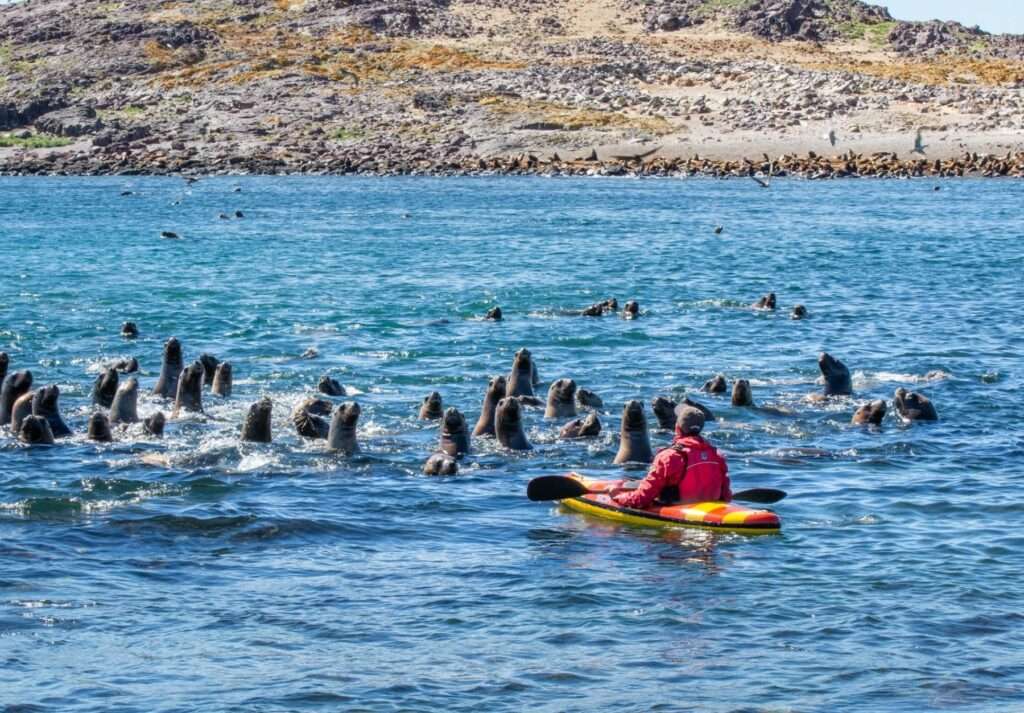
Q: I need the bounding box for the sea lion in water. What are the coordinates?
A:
[753,292,776,310]
[198,354,220,386]
[327,402,361,455]
[110,357,139,374]
[318,375,345,396]
[506,348,537,399]
[852,400,887,425]
[438,407,470,458]
[495,397,531,451]
[893,388,938,422]
[544,379,577,419]
[32,385,71,438]
[819,352,853,397]
[241,398,273,443]
[19,415,54,445]
[92,368,119,408]
[1,370,33,427]
[0,352,7,384]
[121,322,138,339]
[153,337,183,398]
[622,300,640,319]
[419,392,443,420]
[10,391,34,435]
[423,452,459,475]
[652,396,715,429]
[87,412,113,442]
[560,412,601,439]
[731,379,754,407]
[576,388,603,410]
[791,305,808,320]
[613,400,653,464]
[144,412,166,437]
[702,374,728,394]
[212,362,232,397]
[473,375,506,437]
[174,361,204,414]
[110,377,140,424]
[292,397,331,439]
[484,306,502,321]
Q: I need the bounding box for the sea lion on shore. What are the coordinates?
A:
[732,379,754,407]
[559,412,601,439]
[622,300,640,319]
[112,357,139,374]
[317,375,345,396]
[484,307,503,321]
[544,379,577,419]
[423,452,459,475]
[292,397,331,439]
[173,361,204,414]
[702,374,728,394]
[212,362,232,397]
[121,322,138,339]
[198,354,219,386]
[327,402,361,455]
[144,412,166,437]
[419,392,443,420]
[153,337,183,398]
[819,352,853,396]
[241,398,273,442]
[852,400,887,425]
[473,375,506,437]
[506,348,538,399]
[19,415,54,445]
[10,391,34,435]
[893,388,938,422]
[92,368,119,408]
[791,305,808,320]
[110,377,140,424]
[753,293,777,310]
[87,412,113,442]
[438,407,470,458]
[576,388,603,410]
[32,385,71,438]
[1,370,33,427]
[495,397,531,451]
[613,400,653,464]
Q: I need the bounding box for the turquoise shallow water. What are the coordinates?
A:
[1,176,1023,712]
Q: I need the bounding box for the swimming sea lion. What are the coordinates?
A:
[0,352,7,383]
[301,347,319,360]
[791,305,807,320]
[438,407,470,458]
[613,400,653,464]
[92,368,119,408]
[702,374,727,394]
[731,379,754,407]
[19,415,54,445]
[753,292,777,310]
[559,412,601,439]
[327,402,361,454]
[893,388,938,422]
[581,303,604,317]
[819,352,853,396]
[473,375,506,437]
[423,452,459,475]
[241,398,273,442]
[495,397,531,451]
[121,322,138,338]
[419,392,443,420]
[317,375,345,396]
[544,378,577,419]
[108,357,139,374]
[603,298,619,312]
[87,412,113,442]
[622,301,640,319]
[10,391,34,435]
[110,377,140,424]
[0,370,33,427]
[198,354,219,386]
[292,397,331,439]
[485,307,502,321]
[173,361,204,414]
[31,385,71,438]
[576,388,603,410]
[144,412,166,437]
[506,348,537,399]
[677,397,715,423]
[852,400,886,425]
[212,362,232,397]
[651,396,678,430]
[153,337,183,398]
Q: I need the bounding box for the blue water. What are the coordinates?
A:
[1,176,1023,712]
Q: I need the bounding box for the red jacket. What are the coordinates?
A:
[613,430,731,509]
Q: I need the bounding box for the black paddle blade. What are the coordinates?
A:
[732,488,787,504]
[527,475,590,502]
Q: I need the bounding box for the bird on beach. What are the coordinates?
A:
[826,128,837,147]
[912,129,927,155]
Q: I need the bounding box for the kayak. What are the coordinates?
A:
[558,473,781,535]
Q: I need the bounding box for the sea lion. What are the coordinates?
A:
[173,361,204,414]
[576,388,603,410]
[19,415,54,445]
[144,412,166,437]
[544,378,577,419]
[651,396,678,430]
[893,388,938,422]
[731,379,754,407]
[581,298,617,316]
[423,452,459,475]
[92,368,119,408]
[317,375,345,396]
[603,298,619,312]
[419,392,443,420]
[791,305,808,320]
[702,374,727,394]
[153,337,183,398]
[198,354,220,386]
[87,412,113,442]
[852,400,887,425]
[327,402,361,454]
[212,362,232,397]
[506,348,537,399]
[31,385,71,438]
[0,370,33,427]
[613,400,653,464]
[473,375,506,437]
[560,412,601,439]
[438,407,470,458]
[495,397,531,451]
[677,397,715,423]
[110,377,140,424]
[0,352,7,383]
[819,352,853,396]
[622,300,640,319]
[484,306,503,321]
[292,397,331,439]
[112,357,139,374]
[301,347,319,360]
[121,322,138,338]
[241,398,273,442]
[10,391,34,434]
[753,292,777,310]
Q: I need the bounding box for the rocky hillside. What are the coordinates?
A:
[1,0,1023,175]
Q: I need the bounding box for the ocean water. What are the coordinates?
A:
[1,176,1022,713]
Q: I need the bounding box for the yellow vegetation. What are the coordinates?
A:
[799,57,1024,87]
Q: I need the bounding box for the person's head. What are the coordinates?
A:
[675,406,704,439]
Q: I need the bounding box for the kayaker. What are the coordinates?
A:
[612,406,731,508]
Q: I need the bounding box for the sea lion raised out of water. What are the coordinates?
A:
[495,397,531,451]
[292,397,331,439]
[473,375,506,437]
[19,415,55,445]
[613,400,653,465]
[893,388,938,422]
[0,352,8,384]
[153,337,184,398]
[212,362,232,397]
[791,305,808,320]
[87,412,113,442]
[144,412,166,437]
[241,398,273,443]
[484,306,503,321]
[653,396,715,430]
[318,375,345,396]
[92,368,119,408]
[327,402,361,455]
[419,392,443,420]
[109,357,139,374]
[423,452,459,476]
[110,377,140,424]
[121,322,138,338]
[702,374,728,394]
[438,407,470,458]
[10,391,34,435]
[506,348,538,400]
[198,354,220,386]
[622,300,640,319]
[852,400,886,426]
[32,385,71,438]
[753,292,777,310]
[676,397,715,423]
[544,378,577,419]
[560,412,601,439]
[576,388,603,410]
[0,370,33,427]
[173,361,205,414]
[732,379,754,407]
[819,352,853,397]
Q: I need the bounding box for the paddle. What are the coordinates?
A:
[526,475,786,505]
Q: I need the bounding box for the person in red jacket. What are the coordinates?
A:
[613,406,731,509]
